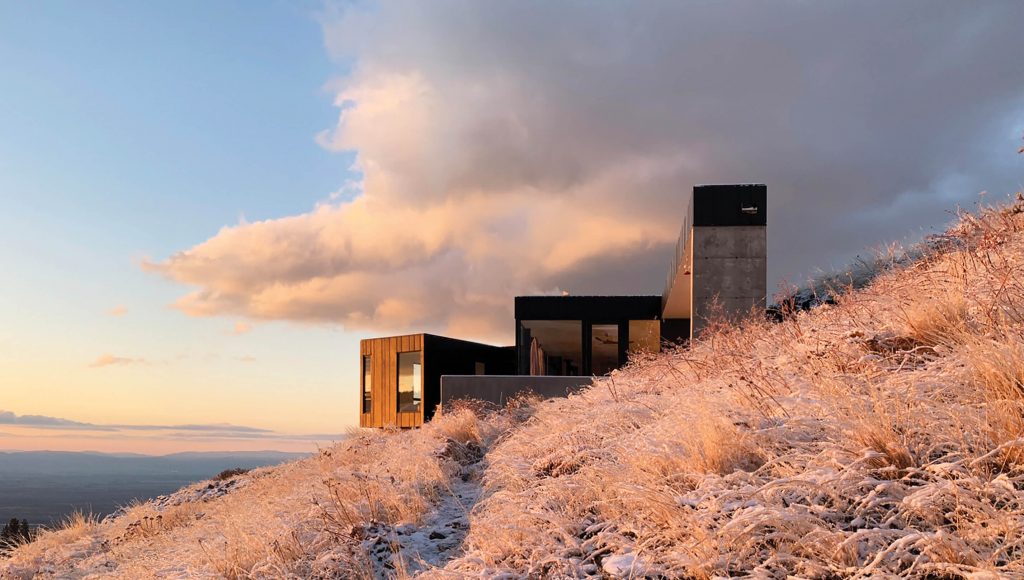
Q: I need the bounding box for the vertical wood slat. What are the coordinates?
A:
[372,338,380,430]
[359,340,365,428]
[359,334,425,429]
[385,338,391,430]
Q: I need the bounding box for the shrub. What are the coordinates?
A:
[214,467,250,481]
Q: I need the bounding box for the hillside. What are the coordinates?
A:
[5,197,1024,578]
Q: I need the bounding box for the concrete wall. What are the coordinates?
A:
[440,375,593,408]
[690,225,766,337]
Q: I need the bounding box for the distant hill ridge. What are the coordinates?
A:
[0,450,308,526]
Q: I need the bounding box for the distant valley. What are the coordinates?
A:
[0,450,308,526]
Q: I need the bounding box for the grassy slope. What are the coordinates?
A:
[5,199,1024,578]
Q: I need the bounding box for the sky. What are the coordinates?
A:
[1,1,1023,454]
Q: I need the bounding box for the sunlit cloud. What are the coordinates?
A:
[89,353,147,368]
[144,1,1024,343]
[232,321,253,335]
[108,305,128,317]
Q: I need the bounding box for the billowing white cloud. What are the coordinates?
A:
[145,1,1024,342]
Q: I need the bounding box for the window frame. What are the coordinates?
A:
[361,355,372,414]
[396,350,423,413]
[518,319,584,376]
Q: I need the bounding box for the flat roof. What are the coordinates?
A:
[515,295,662,320]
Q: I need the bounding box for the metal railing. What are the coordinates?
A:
[663,198,694,301]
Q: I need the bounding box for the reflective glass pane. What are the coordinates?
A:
[628,320,661,354]
[362,356,372,413]
[397,351,422,412]
[520,320,582,376]
[591,324,619,376]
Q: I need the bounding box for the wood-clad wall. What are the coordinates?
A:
[359,334,424,428]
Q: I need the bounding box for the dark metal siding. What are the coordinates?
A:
[514,296,662,375]
[422,334,515,422]
[514,295,662,321]
[691,184,767,227]
[660,318,691,344]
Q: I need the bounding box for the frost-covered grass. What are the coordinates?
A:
[441,198,1024,578]
[4,197,1024,578]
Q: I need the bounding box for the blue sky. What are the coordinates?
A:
[0,1,367,452]
[1,1,1021,453]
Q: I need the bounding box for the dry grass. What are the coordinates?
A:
[116,500,203,541]
[901,289,972,346]
[59,510,99,537]
[7,194,1024,578]
[440,194,1024,578]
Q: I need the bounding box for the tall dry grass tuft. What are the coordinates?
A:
[2,509,102,569]
[963,336,1024,469]
[58,510,99,539]
[901,289,972,346]
[677,413,765,475]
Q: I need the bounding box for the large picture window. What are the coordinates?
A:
[591,324,619,376]
[520,320,582,376]
[628,320,661,354]
[362,356,372,414]
[397,351,422,412]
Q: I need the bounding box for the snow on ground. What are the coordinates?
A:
[360,465,480,576]
[4,198,1024,578]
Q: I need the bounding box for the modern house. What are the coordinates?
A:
[359,334,514,428]
[358,184,767,428]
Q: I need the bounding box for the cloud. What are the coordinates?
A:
[89,354,147,368]
[0,410,309,439]
[108,305,128,317]
[0,410,95,429]
[231,321,253,335]
[144,1,1024,342]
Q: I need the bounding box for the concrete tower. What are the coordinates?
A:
[662,184,767,340]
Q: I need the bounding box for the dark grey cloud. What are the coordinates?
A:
[335,0,1024,281]
[148,1,1024,339]
[0,411,96,429]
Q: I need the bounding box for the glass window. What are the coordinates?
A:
[474,362,485,375]
[628,320,661,354]
[397,351,422,412]
[591,324,620,376]
[362,356,372,414]
[520,320,582,376]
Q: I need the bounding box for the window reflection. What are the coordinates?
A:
[362,355,372,413]
[520,320,582,376]
[591,324,619,376]
[628,320,661,354]
[397,351,422,412]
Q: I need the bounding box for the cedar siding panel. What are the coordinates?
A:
[359,333,512,428]
[360,334,425,428]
